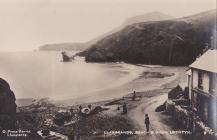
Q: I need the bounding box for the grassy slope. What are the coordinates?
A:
[81,10,216,66]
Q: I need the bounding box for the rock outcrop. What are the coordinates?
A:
[0,78,16,115]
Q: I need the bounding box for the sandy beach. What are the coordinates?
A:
[15,65,187,140]
[49,65,186,106]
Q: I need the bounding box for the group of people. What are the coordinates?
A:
[75,91,151,132]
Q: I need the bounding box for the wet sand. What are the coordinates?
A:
[51,66,186,106]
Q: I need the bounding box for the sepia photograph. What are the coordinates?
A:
[0,0,216,139]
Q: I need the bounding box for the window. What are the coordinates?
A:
[192,70,198,88]
[209,73,216,94]
[193,92,198,110]
[203,99,209,123]
[198,71,203,89]
[215,74,217,94]
[203,73,209,93]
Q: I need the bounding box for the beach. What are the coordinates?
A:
[0,51,189,140]
[15,62,187,140]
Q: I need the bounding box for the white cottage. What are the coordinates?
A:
[188,49,217,129]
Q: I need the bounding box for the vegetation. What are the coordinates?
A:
[80,10,215,66]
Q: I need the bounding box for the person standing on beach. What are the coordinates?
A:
[122,102,127,114]
[132,91,136,101]
[145,114,150,132]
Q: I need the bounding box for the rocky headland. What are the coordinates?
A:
[80,10,216,66]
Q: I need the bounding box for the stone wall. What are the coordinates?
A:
[166,99,216,139]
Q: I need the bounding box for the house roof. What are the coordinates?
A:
[190,49,217,73]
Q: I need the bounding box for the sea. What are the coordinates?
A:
[0,51,145,103]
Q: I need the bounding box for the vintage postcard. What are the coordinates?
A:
[0,0,216,140]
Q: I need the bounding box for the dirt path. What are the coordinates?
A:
[127,67,187,140]
[128,93,184,140]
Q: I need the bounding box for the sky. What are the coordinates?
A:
[0,0,215,51]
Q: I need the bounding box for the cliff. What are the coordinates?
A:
[81,10,216,66]
[0,78,16,115]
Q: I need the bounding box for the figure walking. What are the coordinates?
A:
[145,114,150,132]
[122,102,127,114]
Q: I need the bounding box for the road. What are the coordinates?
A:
[128,94,184,140]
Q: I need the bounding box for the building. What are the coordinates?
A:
[188,49,217,130]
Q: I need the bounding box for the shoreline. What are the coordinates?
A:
[51,66,186,106]
[14,66,187,140]
[16,66,186,107]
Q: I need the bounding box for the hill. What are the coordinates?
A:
[88,12,173,45]
[80,10,216,66]
[123,12,172,25]
[39,12,172,52]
